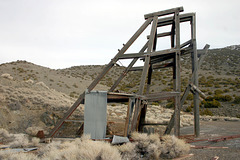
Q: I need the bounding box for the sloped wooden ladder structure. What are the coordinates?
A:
[48,7,209,138]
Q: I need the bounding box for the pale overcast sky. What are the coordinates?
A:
[0,0,239,69]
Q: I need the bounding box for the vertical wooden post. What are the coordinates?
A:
[138,16,158,95]
[138,104,147,132]
[174,11,181,137]
[191,14,200,137]
[124,98,135,136]
[146,65,153,94]
[130,16,158,132]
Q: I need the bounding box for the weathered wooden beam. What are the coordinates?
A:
[118,52,146,59]
[147,31,171,39]
[143,92,179,101]
[146,65,153,94]
[124,98,135,137]
[174,10,181,137]
[150,48,177,57]
[191,14,200,137]
[131,16,159,132]
[190,83,207,99]
[64,120,84,123]
[150,53,175,64]
[144,7,183,19]
[138,104,147,132]
[180,39,192,48]
[157,13,194,27]
[129,62,173,71]
[138,16,158,95]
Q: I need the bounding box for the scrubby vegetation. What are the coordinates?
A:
[0,131,190,160]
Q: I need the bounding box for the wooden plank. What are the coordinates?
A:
[157,13,194,27]
[129,62,173,71]
[118,52,146,59]
[130,99,141,132]
[180,39,192,48]
[191,14,200,137]
[64,119,84,123]
[124,99,131,136]
[138,16,158,95]
[138,104,147,131]
[144,7,183,19]
[146,65,153,94]
[171,20,175,48]
[150,48,177,57]
[150,53,175,64]
[147,31,171,39]
[197,44,210,66]
[174,10,181,137]
[144,92,179,99]
[190,83,206,99]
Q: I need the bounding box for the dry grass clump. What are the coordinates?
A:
[38,135,121,160]
[161,135,190,159]
[117,132,190,159]
[0,129,40,148]
[1,132,189,160]
[2,135,121,160]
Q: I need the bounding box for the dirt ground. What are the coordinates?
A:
[180,120,240,160]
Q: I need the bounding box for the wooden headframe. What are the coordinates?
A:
[48,7,209,138]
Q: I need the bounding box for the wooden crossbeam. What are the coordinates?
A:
[144,7,183,19]
[157,13,195,27]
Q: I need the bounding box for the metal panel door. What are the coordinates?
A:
[84,91,107,139]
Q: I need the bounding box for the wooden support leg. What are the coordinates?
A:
[138,104,148,132]
[130,99,141,132]
[124,98,135,136]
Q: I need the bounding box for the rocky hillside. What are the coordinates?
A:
[0,45,239,136]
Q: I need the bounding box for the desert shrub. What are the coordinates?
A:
[0,129,40,148]
[151,101,161,106]
[202,99,221,108]
[200,108,213,116]
[214,89,224,95]
[166,102,174,108]
[185,106,192,112]
[219,95,232,102]
[207,95,233,102]
[223,89,230,93]
[126,132,190,159]
[233,96,240,104]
